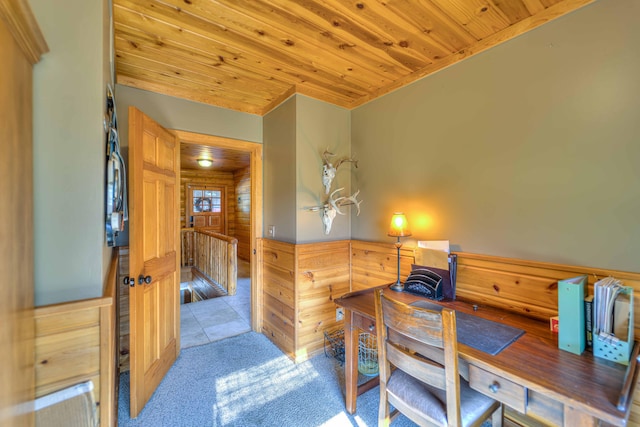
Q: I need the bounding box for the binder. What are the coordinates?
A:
[558,275,587,355]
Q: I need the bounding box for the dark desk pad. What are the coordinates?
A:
[410,301,525,355]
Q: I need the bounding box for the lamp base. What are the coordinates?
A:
[390,281,404,292]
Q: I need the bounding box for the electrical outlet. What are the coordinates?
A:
[267,225,275,237]
[336,307,344,321]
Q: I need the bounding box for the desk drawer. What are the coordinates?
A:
[352,314,375,334]
[469,365,526,413]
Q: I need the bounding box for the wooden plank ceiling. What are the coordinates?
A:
[113,0,594,116]
[180,142,249,171]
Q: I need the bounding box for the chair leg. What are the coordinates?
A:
[491,404,503,427]
[379,390,391,427]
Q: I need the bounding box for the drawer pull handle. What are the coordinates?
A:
[488,382,500,393]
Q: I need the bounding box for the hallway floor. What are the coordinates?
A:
[179,259,251,349]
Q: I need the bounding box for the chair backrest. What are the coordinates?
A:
[374,289,462,426]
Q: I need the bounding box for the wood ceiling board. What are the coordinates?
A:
[113,0,597,115]
[180,143,250,172]
[378,0,478,54]
[190,0,420,76]
[428,0,511,40]
[117,0,389,89]
[114,32,295,92]
[114,1,374,104]
[350,0,596,109]
[257,0,442,70]
[115,48,287,104]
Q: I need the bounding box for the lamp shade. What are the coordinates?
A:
[197,158,213,167]
[388,212,411,237]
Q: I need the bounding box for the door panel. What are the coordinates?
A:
[129,107,180,418]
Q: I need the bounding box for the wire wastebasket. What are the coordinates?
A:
[324,328,345,365]
[358,332,378,376]
[324,328,379,376]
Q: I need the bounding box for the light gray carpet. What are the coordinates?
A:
[118,332,491,426]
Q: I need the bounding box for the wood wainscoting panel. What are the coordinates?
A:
[119,247,131,373]
[350,240,414,291]
[296,241,351,361]
[259,239,351,362]
[454,252,640,323]
[34,247,118,426]
[260,239,296,358]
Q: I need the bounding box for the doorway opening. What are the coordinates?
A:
[174,130,263,345]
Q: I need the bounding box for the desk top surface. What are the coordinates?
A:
[335,285,636,426]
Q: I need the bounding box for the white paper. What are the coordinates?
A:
[417,240,450,253]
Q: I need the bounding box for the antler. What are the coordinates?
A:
[336,189,362,215]
[328,187,347,215]
[322,149,336,165]
[304,188,363,234]
[334,156,358,171]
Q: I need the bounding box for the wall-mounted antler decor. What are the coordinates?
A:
[306,188,363,234]
[322,149,358,194]
[306,149,361,234]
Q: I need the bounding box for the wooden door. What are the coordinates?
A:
[187,184,225,232]
[128,107,180,418]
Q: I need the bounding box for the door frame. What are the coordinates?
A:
[173,130,263,331]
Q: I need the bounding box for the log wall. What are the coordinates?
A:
[233,166,251,261]
[180,169,236,234]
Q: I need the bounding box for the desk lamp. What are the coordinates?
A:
[388,212,411,291]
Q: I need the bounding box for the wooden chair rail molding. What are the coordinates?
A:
[34,250,119,427]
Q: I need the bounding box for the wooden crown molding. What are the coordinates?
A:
[0,0,48,65]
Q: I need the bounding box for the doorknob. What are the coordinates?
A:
[138,275,152,285]
[123,276,135,287]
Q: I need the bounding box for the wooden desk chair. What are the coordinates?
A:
[374,289,502,427]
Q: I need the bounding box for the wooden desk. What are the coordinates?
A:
[335,285,639,427]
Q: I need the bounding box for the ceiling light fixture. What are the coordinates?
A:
[197,158,213,168]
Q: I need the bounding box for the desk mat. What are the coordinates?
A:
[410,301,525,355]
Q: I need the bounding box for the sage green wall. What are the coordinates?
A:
[31,0,111,306]
[296,95,352,242]
[263,97,297,243]
[115,85,263,146]
[351,0,640,272]
[114,85,263,247]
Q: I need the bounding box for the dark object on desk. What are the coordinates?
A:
[403,268,444,300]
[410,253,457,300]
[411,300,525,355]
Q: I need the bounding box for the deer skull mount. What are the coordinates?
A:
[322,149,358,194]
[307,188,363,235]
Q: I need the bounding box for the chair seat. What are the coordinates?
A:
[387,369,497,427]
